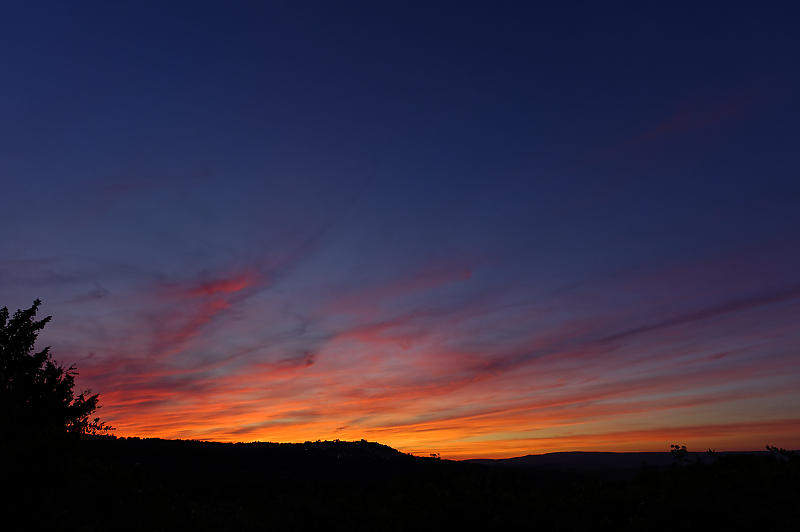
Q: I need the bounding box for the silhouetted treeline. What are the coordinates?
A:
[3,435,798,531]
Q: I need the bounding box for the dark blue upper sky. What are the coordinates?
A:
[1,2,799,455]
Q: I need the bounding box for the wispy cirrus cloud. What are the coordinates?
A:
[15,237,800,458]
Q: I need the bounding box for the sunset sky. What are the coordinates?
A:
[1,3,799,458]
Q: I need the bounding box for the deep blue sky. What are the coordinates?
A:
[1,2,799,456]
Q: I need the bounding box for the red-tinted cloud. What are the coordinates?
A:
[58,251,800,459]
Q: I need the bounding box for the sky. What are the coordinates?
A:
[1,2,799,458]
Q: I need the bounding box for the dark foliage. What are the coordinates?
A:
[4,436,798,531]
[670,443,688,462]
[0,299,109,440]
[2,301,796,530]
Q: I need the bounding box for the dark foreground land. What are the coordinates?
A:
[4,436,799,531]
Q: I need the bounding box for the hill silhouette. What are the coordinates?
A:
[4,434,799,531]
[464,450,777,471]
[3,300,798,530]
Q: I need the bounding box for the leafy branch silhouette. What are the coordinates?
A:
[0,299,112,440]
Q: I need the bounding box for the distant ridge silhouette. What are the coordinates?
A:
[464,450,780,470]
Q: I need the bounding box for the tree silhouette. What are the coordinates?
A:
[670,443,688,462]
[0,299,110,439]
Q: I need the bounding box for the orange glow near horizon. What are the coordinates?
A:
[41,258,800,460]
[4,1,800,466]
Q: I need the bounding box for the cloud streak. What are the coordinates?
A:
[7,187,800,460]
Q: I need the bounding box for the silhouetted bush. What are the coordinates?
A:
[0,299,110,441]
[670,443,688,462]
